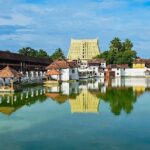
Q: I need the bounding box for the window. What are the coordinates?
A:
[117,73,119,75]
[72,69,75,73]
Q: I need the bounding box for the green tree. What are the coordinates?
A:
[95,37,137,66]
[18,47,38,57]
[122,39,133,51]
[37,49,49,58]
[18,47,51,58]
[50,48,65,60]
[109,37,122,51]
[98,87,137,115]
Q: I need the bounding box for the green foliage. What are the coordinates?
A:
[50,48,65,61]
[36,49,49,58]
[110,37,122,51]
[18,47,49,58]
[18,47,65,61]
[95,37,137,66]
[122,39,133,51]
[18,47,38,57]
[98,87,137,115]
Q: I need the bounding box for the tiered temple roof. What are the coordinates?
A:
[0,51,52,71]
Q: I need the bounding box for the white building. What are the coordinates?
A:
[46,60,79,81]
[78,59,106,79]
[105,64,150,78]
[111,77,150,88]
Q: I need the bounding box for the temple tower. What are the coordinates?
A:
[67,38,101,60]
[69,90,100,113]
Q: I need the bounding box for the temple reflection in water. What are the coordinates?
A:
[0,77,150,115]
[0,87,48,115]
[69,90,100,113]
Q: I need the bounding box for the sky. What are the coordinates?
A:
[0,0,150,58]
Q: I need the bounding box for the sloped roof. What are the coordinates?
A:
[143,59,150,68]
[46,59,78,70]
[0,107,16,115]
[0,66,23,78]
[107,64,129,69]
[68,61,78,68]
[45,93,68,103]
[133,58,145,64]
[46,69,61,76]
[0,51,51,64]
[145,70,150,73]
[88,59,106,64]
[133,58,150,68]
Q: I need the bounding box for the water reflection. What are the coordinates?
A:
[69,90,100,113]
[45,77,150,115]
[0,87,48,115]
[0,77,150,116]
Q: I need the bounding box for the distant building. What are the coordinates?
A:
[46,59,79,81]
[105,64,129,78]
[133,58,150,69]
[69,90,100,113]
[67,38,101,60]
[133,58,145,68]
[78,59,106,78]
[0,51,52,81]
[144,59,150,68]
[0,51,51,71]
[105,61,150,78]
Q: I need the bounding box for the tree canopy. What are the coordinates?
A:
[50,48,65,61]
[95,37,137,66]
[18,47,65,61]
[18,47,49,58]
[97,87,137,115]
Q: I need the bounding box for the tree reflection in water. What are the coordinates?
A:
[97,87,137,115]
[0,86,48,115]
[0,78,149,116]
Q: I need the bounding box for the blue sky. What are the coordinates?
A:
[0,0,150,58]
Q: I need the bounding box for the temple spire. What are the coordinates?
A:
[67,38,101,60]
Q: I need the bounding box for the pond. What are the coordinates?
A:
[0,77,150,150]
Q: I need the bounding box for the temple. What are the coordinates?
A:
[69,90,100,113]
[67,38,101,60]
[0,51,51,72]
[0,51,52,81]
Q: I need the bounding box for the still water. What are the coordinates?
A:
[0,78,150,150]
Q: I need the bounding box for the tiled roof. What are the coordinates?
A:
[88,59,106,64]
[133,58,145,64]
[107,64,129,69]
[0,51,51,64]
[143,59,150,63]
[143,59,150,68]
[0,66,23,78]
[133,58,150,68]
[45,93,68,103]
[145,70,150,72]
[46,60,78,70]
[46,70,61,76]
[68,61,79,68]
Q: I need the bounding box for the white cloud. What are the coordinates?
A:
[0,0,150,57]
[0,13,32,26]
[89,0,127,9]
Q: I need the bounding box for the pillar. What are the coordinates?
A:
[10,79,14,90]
